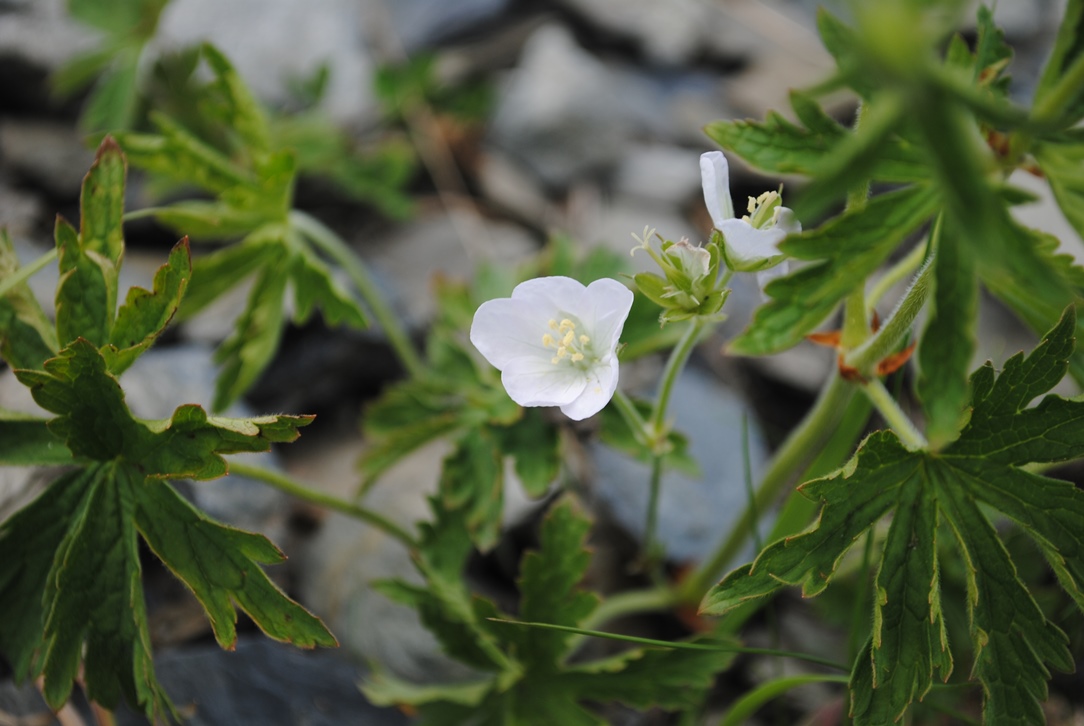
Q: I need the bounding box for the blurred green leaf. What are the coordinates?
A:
[441,429,504,551]
[1033,0,1084,123]
[730,184,938,356]
[211,263,289,412]
[491,409,560,498]
[916,217,976,449]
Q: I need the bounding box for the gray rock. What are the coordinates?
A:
[112,637,408,726]
[553,0,760,66]
[0,180,43,237]
[294,437,470,683]
[488,24,735,189]
[0,0,97,72]
[152,0,378,125]
[611,144,705,207]
[379,0,511,52]
[591,365,769,564]
[294,433,541,682]
[361,207,537,328]
[0,120,96,197]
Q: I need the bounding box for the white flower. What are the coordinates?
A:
[470,276,634,421]
[700,151,800,278]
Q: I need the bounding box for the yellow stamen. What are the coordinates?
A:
[542,333,555,347]
[556,346,568,358]
[570,352,584,362]
[579,335,590,344]
[562,330,575,346]
[548,319,559,330]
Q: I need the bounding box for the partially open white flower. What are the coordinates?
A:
[470,276,634,421]
[700,151,800,277]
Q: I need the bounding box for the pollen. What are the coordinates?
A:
[542,316,591,365]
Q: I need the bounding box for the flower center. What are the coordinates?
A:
[542,318,592,366]
[743,190,782,229]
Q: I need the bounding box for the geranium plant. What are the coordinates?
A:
[2,0,1084,723]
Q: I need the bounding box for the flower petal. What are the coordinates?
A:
[470,297,555,369]
[773,206,802,235]
[719,219,786,271]
[501,355,587,407]
[559,358,619,421]
[580,278,635,354]
[510,275,590,311]
[700,151,734,227]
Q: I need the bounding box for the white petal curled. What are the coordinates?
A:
[700,151,734,228]
[718,218,787,270]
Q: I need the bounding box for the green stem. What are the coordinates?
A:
[289,210,425,378]
[650,319,704,436]
[844,254,933,374]
[642,455,665,578]
[867,241,927,308]
[677,372,854,603]
[860,378,927,450]
[610,389,651,448]
[228,460,418,548]
[579,584,676,631]
[0,248,57,300]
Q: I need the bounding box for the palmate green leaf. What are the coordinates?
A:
[80,54,140,135]
[0,414,71,466]
[133,478,335,650]
[38,462,161,715]
[102,238,191,376]
[200,44,271,152]
[729,184,939,356]
[377,496,509,672]
[0,468,94,679]
[0,229,57,370]
[289,247,367,328]
[704,92,927,216]
[177,237,277,318]
[489,408,560,498]
[507,501,598,667]
[704,309,1084,724]
[212,263,289,412]
[55,139,126,347]
[917,216,977,449]
[15,337,312,477]
[441,428,504,551]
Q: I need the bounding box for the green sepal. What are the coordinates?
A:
[133,479,336,650]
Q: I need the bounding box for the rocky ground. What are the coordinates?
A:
[0,0,1076,724]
